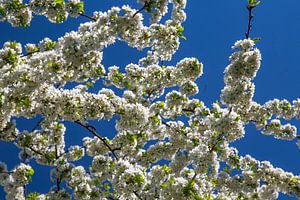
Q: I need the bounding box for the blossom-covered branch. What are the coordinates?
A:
[1,0,300,199]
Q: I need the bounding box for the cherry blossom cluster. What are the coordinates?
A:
[0,162,34,200]
[0,0,300,199]
[0,0,84,27]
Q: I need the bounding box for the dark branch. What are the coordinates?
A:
[133,4,147,18]
[162,120,187,137]
[20,51,37,58]
[75,120,119,160]
[79,13,96,21]
[22,148,28,197]
[13,132,44,156]
[162,121,170,128]
[245,5,254,39]
[55,145,61,192]
[30,117,44,132]
[0,171,13,174]
[133,191,143,200]
[245,1,261,39]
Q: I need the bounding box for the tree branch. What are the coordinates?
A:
[133,191,144,200]
[30,117,44,132]
[245,5,254,39]
[75,120,119,160]
[245,1,260,39]
[55,145,61,192]
[133,4,147,18]
[79,13,96,21]
[162,120,187,137]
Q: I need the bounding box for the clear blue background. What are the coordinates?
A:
[1,0,300,199]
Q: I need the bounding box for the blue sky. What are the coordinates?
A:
[1,0,300,199]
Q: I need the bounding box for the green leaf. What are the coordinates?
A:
[229,154,240,169]
[7,0,27,11]
[0,6,6,17]
[162,164,172,174]
[54,0,65,7]
[48,61,60,73]
[251,37,261,42]
[150,115,160,124]
[130,174,145,186]
[235,115,241,121]
[126,133,138,144]
[103,183,111,190]
[55,14,66,23]
[93,179,101,187]
[86,82,93,87]
[4,50,18,65]
[112,72,124,83]
[26,192,40,200]
[157,101,165,108]
[200,109,210,116]
[46,41,56,50]
[55,123,63,131]
[10,41,18,48]
[26,167,35,177]
[22,135,33,147]
[45,152,56,164]
[192,138,200,146]
[182,179,196,197]
[176,25,187,40]
[248,0,261,8]
[281,103,291,111]
[76,2,84,13]
[290,177,299,186]
[94,66,105,76]
[16,96,31,107]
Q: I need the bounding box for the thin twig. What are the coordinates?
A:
[27,145,43,156]
[191,172,197,181]
[75,120,119,160]
[11,132,44,156]
[182,108,195,113]
[20,51,37,58]
[22,148,27,198]
[245,5,254,39]
[133,191,143,200]
[162,120,187,137]
[79,13,96,21]
[162,121,170,128]
[0,171,13,174]
[133,4,147,18]
[30,117,44,132]
[55,145,61,192]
